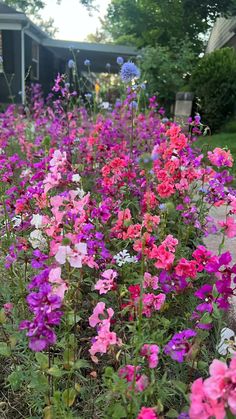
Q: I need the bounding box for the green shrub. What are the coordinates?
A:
[191,47,236,132]
[222,118,236,133]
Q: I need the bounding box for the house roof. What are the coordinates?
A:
[43,39,138,73]
[0,3,23,14]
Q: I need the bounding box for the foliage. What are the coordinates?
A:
[103,0,236,53]
[191,47,236,132]
[140,40,197,111]
[0,73,236,418]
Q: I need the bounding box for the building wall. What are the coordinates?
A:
[206,17,236,53]
[25,34,62,97]
[0,30,21,103]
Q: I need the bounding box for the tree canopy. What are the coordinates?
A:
[103,0,236,52]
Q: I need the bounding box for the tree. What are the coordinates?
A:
[140,39,196,112]
[103,0,236,52]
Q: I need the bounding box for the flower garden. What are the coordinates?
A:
[0,64,236,419]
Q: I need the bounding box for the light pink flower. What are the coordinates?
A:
[95,269,117,294]
[218,217,236,238]
[55,243,87,268]
[89,302,114,328]
[49,267,68,300]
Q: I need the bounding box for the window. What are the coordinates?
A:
[31,41,39,80]
[0,31,3,73]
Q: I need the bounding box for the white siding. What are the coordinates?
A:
[206,17,236,53]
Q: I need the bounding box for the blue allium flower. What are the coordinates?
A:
[120,62,140,83]
[117,56,124,65]
[140,82,146,90]
[130,100,138,110]
[106,63,111,70]
[84,59,91,66]
[85,93,92,101]
[68,59,75,69]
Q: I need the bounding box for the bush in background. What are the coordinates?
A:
[191,47,236,132]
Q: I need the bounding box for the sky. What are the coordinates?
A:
[41,0,111,41]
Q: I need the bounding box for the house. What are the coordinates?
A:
[206,16,236,53]
[0,2,137,104]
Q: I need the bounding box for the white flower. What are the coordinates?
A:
[217,327,236,355]
[72,174,81,183]
[29,229,47,250]
[31,214,43,229]
[12,216,22,227]
[114,250,138,267]
[75,188,85,198]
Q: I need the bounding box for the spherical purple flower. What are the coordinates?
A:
[164,329,197,362]
[68,59,75,69]
[117,56,124,66]
[84,59,91,66]
[106,63,111,71]
[120,62,140,83]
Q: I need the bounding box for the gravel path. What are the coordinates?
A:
[203,205,236,329]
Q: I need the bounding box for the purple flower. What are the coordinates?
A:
[117,56,124,65]
[84,59,91,66]
[164,329,197,362]
[120,62,140,83]
[194,284,213,312]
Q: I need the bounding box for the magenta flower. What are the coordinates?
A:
[137,407,158,419]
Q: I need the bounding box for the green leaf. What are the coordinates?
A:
[62,388,77,407]
[35,352,49,369]
[166,408,179,418]
[0,342,11,356]
[200,312,212,324]
[73,359,91,370]
[8,370,24,391]
[47,365,64,378]
[112,403,126,419]
[172,380,187,394]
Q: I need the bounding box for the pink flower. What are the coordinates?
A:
[55,243,87,268]
[189,356,236,419]
[142,293,166,317]
[95,269,118,294]
[89,302,114,328]
[175,258,197,279]
[140,344,159,368]
[48,267,68,300]
[208,147,233,167]
[156,181,175,198]
[151,244,175,270]
[89,322,120,357]
[68,243,87,268]
[137,407,158,419]
[204,357,236,416]
[162,234,178,252]
[118,365,149,393]
[143,272,159,290]
[143,213,160,232]
[218,217,236,238]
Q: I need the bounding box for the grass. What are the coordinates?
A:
[195,132,236,182]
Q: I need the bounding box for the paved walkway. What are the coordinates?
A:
[203,205,236,329]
